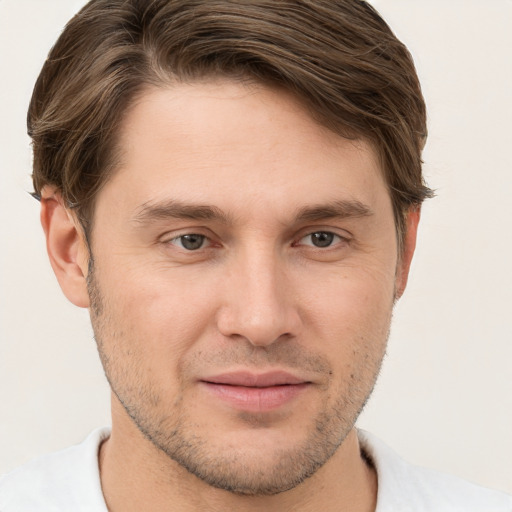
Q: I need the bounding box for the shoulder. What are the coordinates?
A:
[358,429,512,512]
[0,427,110,512]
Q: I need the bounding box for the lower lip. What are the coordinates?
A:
[200,382,310,412]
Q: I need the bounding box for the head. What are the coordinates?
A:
[30,0,431,248]
[33,0,431,497]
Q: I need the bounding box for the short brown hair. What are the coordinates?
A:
[29,0,432,247]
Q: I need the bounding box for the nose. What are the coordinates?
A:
[216,248,302,347]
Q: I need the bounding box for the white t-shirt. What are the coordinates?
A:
[0,428,510,511]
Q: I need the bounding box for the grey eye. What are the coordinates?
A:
[175,234,206,250]
[308,231,336,247]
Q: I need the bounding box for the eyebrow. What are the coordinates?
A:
[131,198,373,226]
[293,199,374,222]
[132,199,232,225]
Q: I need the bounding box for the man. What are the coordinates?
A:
[0,0,510,510]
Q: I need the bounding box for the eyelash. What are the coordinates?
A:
[169,233,210,251]
[295,231,346,249]
[166,230,349,252]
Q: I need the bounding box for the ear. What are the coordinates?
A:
[394,207,421,300]
[40,187,90,308]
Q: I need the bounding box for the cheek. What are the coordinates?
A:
[301,273,392,413]
[91,267,224,407]
[298,264,395,356]
[301,259,395,317]
[96,261,221,362]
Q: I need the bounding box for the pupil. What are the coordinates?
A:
[181,234,204,250]
[312,232,333,247]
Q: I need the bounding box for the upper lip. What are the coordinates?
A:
[201,371,309,387]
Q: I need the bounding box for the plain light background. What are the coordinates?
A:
[0,0,511,495]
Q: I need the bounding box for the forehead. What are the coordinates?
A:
[98,80,390,224]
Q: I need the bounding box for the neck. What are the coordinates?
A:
[99,400,377,512]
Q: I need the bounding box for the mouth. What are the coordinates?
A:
[199,371,312,412]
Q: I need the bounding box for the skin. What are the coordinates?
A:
[41,81,419,512]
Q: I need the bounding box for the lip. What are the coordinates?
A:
[199,371,311,412]
[203,371,307,387]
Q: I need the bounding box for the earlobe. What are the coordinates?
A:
[395,207,421,300]
[40,187,90,308]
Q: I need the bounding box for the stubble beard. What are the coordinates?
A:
[87,262,387,496]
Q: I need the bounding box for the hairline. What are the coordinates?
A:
[74,77,408,256]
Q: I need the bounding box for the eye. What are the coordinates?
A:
[299,231,343,248]
[170,234,208,251]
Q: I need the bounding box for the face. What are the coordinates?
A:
[87,81,406,495]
